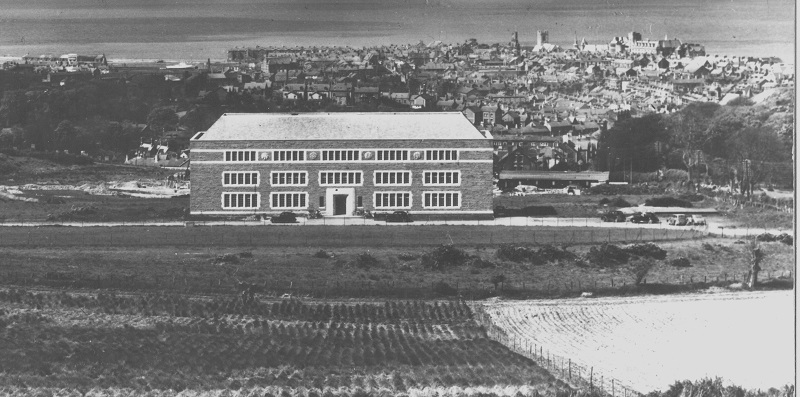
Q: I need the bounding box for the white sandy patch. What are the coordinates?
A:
[483,291,794,392]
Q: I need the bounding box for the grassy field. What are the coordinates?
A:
[0,238,791,299]
[0,224,705,248]
[0,289,570,396]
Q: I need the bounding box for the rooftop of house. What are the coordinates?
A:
[196,112,488,141]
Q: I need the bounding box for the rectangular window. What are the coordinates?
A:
[357,196,363,207]
[425,149,458,161]
[221,193,260,209]
[373,192,412,209]
[321,150,360,161]
[224,150,257,162]
[270,171,308,186]
[373,171,412,186]
[422,192,460,209]
[376,150,408,161]
[423,171,460,186]
[270,192,308,209]
[272,150,305,162]
[319,196,325,208]
[319,171,363,186]
[222,171,259,186]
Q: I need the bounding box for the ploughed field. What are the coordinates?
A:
[482,290,794,393]
[0,289,571,397]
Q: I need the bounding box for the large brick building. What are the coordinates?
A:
[189,112,494,219]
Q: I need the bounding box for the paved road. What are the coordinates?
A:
[0,217,789,238]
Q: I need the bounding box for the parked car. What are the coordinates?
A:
[271,212,298,223]
[630,212,660,224]
[667,214,688,226]
[600,210,627,222]
[385,211,412,223]
[688,215,706,226]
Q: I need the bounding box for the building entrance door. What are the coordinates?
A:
[333,194,348,215]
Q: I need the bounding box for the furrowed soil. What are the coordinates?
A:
[0,289,570,397]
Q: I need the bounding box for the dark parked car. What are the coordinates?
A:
[271,212,298,223]
[385,211,413,223]
[600,210,627,222]
[630,212,660,224]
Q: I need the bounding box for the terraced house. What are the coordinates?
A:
[189,112,494,219]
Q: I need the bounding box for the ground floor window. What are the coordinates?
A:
[222,193,260,209]
[271,192,308,209]
[374,192,411,209]
[423,192,460,209]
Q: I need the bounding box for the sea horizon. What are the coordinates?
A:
[0,0,794,62]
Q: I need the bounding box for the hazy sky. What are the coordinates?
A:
[0,0,794,60]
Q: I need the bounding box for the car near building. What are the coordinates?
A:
[189,112,494,220]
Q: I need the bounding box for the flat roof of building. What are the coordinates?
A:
[196,112,487,141]
[499,171,609,182]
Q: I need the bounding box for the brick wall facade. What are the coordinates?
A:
[190,139,493,219]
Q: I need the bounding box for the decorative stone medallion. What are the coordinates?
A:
[259,152,270,161]
[412,151,422,160]
[307,151,319,160]
[362,151,374,159]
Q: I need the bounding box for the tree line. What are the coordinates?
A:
[595,89,794,192]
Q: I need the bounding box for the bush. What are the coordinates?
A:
[599,198,611,205]
[702,242,715,251]
[536,245,577,262]
[757,233,793,246]
[625,243,667,260]
[670,257,691,268]
[420,245,470,270]
[588,183,665,196]
[238,252,253,258]
[644,196,693,208]
[432,281,457,296]
[496,244,575,265]
[354,252,379,269]
[496,244,535,263]
[397,253,418,261]
[469,257,497,269]
[314,250,331,259]
[584,244,629,267]
[678,193,705,202]
[610,197,632,207]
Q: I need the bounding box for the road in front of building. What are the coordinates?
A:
[0,217,789,238]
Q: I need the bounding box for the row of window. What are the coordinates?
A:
[223,171,461,187]
[223,149,460,162]
[220,192,461,209]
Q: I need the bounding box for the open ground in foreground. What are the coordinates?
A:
[482,290,794,393]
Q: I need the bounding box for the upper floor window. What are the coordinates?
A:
[271,171,307,186]
[423,171,460,186]
[223,171,259,186]
[225,150,257,162]
[319,171,363,186]
[425,150,458,161]
[376,150,408,161]
[273,150,305,162]
[374,171,412,186]
[322,150,360,161]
